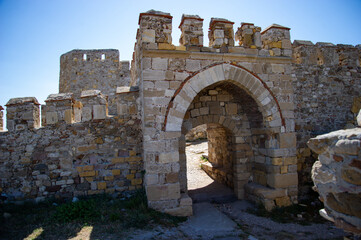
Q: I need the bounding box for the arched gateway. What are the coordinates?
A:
[143,63,298,216]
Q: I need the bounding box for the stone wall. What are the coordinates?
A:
[308,125,361,235]
[292,42,361,199]
[184,124,207,141]
[0,89,142,202]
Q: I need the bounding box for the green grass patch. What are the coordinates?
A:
[200,155,208,162]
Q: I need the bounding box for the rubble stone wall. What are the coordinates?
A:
[0,89,142,202]
[292,42,361,198]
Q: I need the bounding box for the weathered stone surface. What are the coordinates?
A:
[341,167,361,185]
[146,183,180,201]
[357,109,361,127]
[309,127,361,233]
[267,173,298,188]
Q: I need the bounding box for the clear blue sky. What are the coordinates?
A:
[0,0,360,114]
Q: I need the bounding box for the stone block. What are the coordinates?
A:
[64,109,73,124]
[279,133,296,148]
[46,112,58,124]
[275,196,291,207]
[82,107,92,121]
[159,151,179,163]
[226,103,237,115]
[180,194,192,206]
[267,173,298,188]
[146,174,159,185]
[245,183,287,199]
[79,171,96,177]
[131,178,143,185]
[93,105,107,119]
[146,183,180,201]
[186,59,201,72]
[97,182,106,190]
[152,58,168,70]
[142,29,155,43]
[199,107,209,115]
[158,43,176,50]
[166,172,179,183]
[165,206,192,216]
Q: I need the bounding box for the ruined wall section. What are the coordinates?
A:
[59,49,131,115]
[0,88,142,202]
[292,42,361,198]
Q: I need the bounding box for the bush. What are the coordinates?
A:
[53,198,101,223]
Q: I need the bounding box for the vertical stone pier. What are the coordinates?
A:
[261,24,292,57]
[208,18,235,48]
[5,97,40,131]
[179,14,204,48]
[43,93,75,126]
[235,22,262,48]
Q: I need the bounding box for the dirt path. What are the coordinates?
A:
[186,140,236,203]
[185,140,212,190]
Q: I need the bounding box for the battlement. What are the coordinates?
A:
[134,10,297,59]
[292,40,361,66]
[61,49,120,62]
[1,86,139,132]
[5,97,40,131]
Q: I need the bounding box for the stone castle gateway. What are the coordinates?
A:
[0,10,360,217]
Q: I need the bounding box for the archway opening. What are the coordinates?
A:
[184,123,236,203]
[178,80,267,203]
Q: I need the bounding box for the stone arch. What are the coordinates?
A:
[178,81,264,200]
[146,63,297,216]
[164,63,285,133]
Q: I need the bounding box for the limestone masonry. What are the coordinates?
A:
[0,10,360,223]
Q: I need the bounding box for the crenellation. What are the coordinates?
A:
[179,14,204,47]
[43,93,75,125]
[292,42,361,66]
[261,24,292,57]
[115,86,140,117]
[138,10,173,47]
[80,90,108,121]
[208,18,235,48]
[235,22,262,49]
[5,97,40,131]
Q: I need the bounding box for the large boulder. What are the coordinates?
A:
[308,128,361,235]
